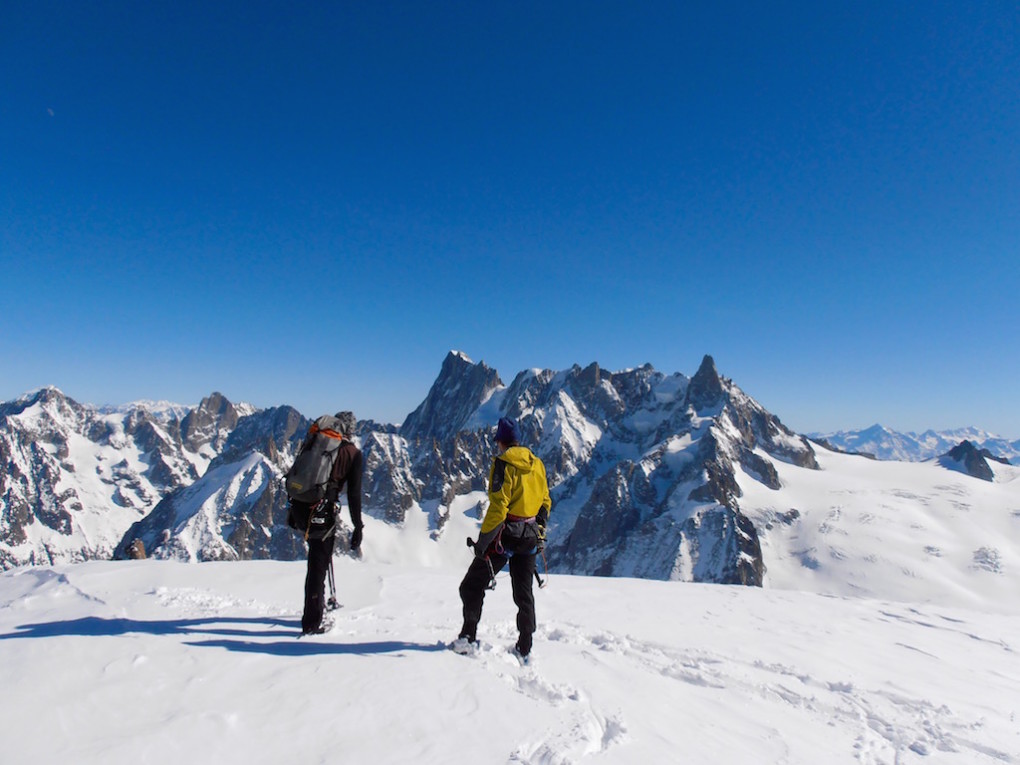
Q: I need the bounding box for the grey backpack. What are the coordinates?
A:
[284,415,346,504]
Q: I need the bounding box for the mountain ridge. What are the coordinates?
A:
[813,424,1019,463]
[3,354,1018,609]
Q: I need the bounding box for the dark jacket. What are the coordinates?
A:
[327,440,363,530]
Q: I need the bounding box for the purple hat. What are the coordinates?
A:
[494,417,521,446]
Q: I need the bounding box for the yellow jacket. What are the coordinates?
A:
[480,446,552,534]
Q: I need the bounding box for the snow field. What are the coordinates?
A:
[739,445,1020,611]
[1,559,1017,764]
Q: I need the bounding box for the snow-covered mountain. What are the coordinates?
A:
[353,352,1018,610]
[814,424,1020,463]
[113,405,312,563]
[0,387,227,568]
[3,354,1019,613]
[354,352,823,586]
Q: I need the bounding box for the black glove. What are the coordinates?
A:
[350,525,363,550]
[537,508,549,529]
[474,526,499,558]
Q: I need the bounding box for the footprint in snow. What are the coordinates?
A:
[510,707,628,765]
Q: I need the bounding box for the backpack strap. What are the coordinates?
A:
[309,423,345,441]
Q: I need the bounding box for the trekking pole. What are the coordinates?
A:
[326,556,340,611]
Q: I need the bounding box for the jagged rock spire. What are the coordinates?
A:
[942,440,996,482]
[400,351,503,443]
[685,355,725,411]
[181,392,238,452]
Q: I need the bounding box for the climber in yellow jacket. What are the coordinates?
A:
[453,417,551,663]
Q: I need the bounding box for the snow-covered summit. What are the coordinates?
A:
[97,399,194,423]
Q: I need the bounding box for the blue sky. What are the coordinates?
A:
[2,2,1018,434]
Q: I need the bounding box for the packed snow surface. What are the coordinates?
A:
[1,559,1017,764]
[739,444,1020,612]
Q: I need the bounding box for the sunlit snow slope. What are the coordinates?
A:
[1,559,1017,764]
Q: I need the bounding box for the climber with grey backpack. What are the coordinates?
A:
[284,411,364,635]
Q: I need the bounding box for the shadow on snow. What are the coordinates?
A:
[186,638,448,657]
[0,616,446,656]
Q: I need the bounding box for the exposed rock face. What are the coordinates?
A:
[940,440,1000,482]
[559,462,643,575]
[181,393,239,455]
[212,405,306,469]
[126,539,146,559]
[685,355,726,412]
[362,432,420,524]
[680,506,765,585]
[401,351,503,445]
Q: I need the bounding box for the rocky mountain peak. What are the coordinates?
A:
[1,386,69,419]
[685,354,725,411]
[210,405,307,470]
[401,351,503,444]
[181,392,238,453]
[941,440,999,482]
[27,386,67,405]
[576,362,602,389]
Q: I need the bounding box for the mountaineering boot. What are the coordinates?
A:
[301,616,334,636]
[451,636,479,655]
[510,644,531,666]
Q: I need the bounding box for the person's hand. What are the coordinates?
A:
[474,527,498,558]
[350,525,363,550]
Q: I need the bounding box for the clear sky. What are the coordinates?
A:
[2,2,1018,435]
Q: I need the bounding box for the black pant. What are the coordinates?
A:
[302,534,335,632]
[459,551,537,654]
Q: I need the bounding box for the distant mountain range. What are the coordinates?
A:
[811,424,1019,463]
[3,353,1018,608]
